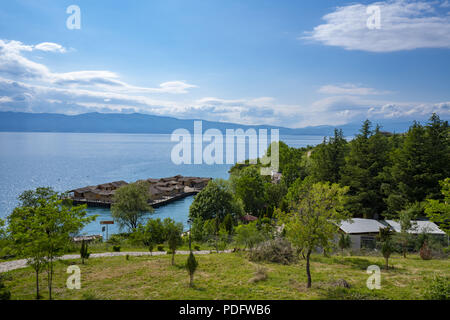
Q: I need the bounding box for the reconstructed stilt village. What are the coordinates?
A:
[68,175,211,208]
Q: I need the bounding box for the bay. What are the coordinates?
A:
[0,132,326,236]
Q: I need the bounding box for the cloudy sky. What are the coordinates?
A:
[0,0,449,128]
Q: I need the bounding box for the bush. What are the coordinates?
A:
[112,245,121,252]
[107,234,124,245]
[157,245,164,251]
[424,275,450,300]
[249,238,297,265]
[194,245,200,251]
[420,242,432,260]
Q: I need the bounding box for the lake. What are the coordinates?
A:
[0,132,326,236]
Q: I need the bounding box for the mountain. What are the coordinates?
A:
[0,111,413,136]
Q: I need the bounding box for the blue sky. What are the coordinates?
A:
[0,0,449,128]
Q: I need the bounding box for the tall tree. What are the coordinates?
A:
[8,188,94,299]
[340,120,390,218]
[310,129,348,184]
[278,182,350,288]
[233,166,267,216]
[163,218,183,265]
[425,178,450,236]
[386,114,449,215]
[111,181,153,231]
[189,179,243,222]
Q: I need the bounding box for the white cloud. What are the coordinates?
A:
[34,42,67,53]
[318,84,390,95]
[0,39,197,94]
[303,0,450,52]
[0,39,448,128]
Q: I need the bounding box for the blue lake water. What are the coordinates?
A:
[0,132,326,236]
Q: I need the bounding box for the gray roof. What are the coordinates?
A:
[385,220,446,235]
[339,218,387,234]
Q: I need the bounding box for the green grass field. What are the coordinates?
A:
[2,252,449,300]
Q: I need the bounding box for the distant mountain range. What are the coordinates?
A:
[0,111,415,136]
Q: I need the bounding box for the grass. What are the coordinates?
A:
[2,252,449,300]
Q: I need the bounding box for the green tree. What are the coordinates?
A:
[186,252,198,287]
[378,227,394,269]
[8,188,95,299]
[189,179,242,222]
[310,129,348,184]
[278,182,350,288]
[340,120,390,218]
[233,166,267,216]
[111,181,154,231]
[425,178,450,236]
[338,233,351,256]
[164,218,183,265]
[221,213,235,235]
[234,221,265,251]
[142,218,166,251]
[394,204,419,258]
[264,182,287,217]
[80,239,90,264]
[386,114,449,215]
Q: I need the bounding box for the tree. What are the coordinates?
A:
[186,252,198,287]
[264,182,287,217]
[386,115,449,215]
[394,204,418,258]
[8,188,95,299]
[340,121,390,218]
[425,178,450,236]
[221,213,235,235]
[189,179,242,222]
[233,167,267,216]
[111,181,154,231]
[278,182,350,288]
[338,233,351,256]
[234,221,265,251]
[378,227,394,270]
[0,219,10,258]
[139,218,166,251]
[310,129,348,184]
[164,218,183,265]
[80,240,90,264]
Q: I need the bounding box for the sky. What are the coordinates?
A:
[0,0,449,128]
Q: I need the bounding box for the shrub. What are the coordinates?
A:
[424,275,450,300]
[80,240,90,264]
[157,245,164,251]
[420,242,432,260]
[112,245,121,252]
[186,252,198,287]
[194,245,200,251]
[249,238,296,265]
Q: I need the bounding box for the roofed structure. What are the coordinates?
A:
[385,220,446,235]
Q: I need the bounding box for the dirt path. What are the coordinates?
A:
[0,249,233,273]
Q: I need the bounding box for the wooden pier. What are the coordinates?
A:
[71,189,201,209]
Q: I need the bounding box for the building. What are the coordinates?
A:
[240,214,258,224]
[385,220,446,237]
[338,218,447,251]
[338,218,387,250]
